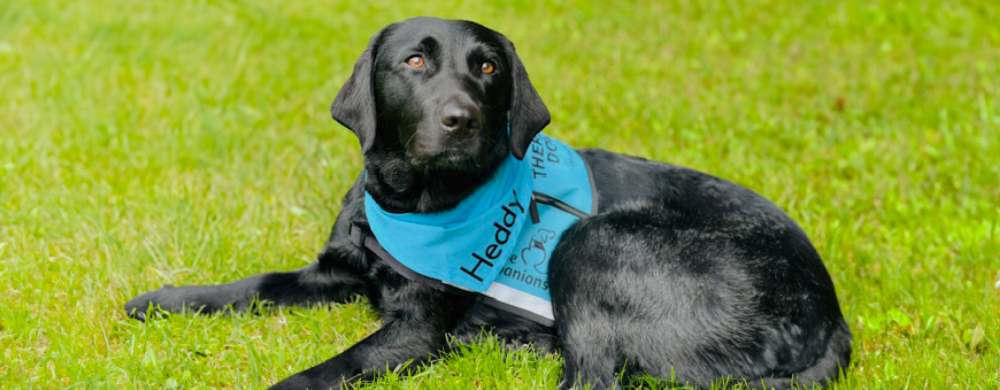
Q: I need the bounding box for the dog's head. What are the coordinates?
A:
[331,17,549,172]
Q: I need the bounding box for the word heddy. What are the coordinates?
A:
[461,191,525,283]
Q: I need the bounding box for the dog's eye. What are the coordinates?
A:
[481,61,496,74]
[406,55,425,68]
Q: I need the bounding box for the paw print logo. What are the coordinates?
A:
[520,229,557,274]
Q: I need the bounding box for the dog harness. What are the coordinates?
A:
[349,134,596,326]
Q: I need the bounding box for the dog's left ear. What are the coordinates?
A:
[331,32,382,154]
[504,40,550,160]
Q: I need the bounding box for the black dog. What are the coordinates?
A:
[125,17,851,390]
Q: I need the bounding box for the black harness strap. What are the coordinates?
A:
[531,192,590,219]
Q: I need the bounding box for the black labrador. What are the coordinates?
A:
[125,17,852,390]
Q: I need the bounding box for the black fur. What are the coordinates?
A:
[124,17,851,390]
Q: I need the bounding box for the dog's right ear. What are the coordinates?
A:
[331,32,382,154]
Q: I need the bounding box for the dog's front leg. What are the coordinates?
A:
[269,282,470,390]
[124,238,369,321]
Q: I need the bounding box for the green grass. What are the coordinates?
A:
[1,0,998,388]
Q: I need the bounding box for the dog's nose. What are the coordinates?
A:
[440,101,481,133]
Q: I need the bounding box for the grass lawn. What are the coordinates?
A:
[1,0,998,388]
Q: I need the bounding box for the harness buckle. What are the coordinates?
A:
[529,194,541,224]
[347,222,367,247]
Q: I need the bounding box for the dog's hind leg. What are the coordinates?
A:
[550,205,851,390]
[124,239,369,321]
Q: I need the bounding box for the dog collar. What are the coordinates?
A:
[358,134,595,325]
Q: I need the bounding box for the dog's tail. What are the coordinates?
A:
[742,319,852,390]
[621,320,851,390]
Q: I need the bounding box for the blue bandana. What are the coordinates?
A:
[359,134,595,325]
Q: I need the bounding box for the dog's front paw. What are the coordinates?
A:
[123,285,202,322]
[268,373,341,390]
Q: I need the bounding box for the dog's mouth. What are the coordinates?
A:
[407,133,492,172]
[411,148,486,172]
